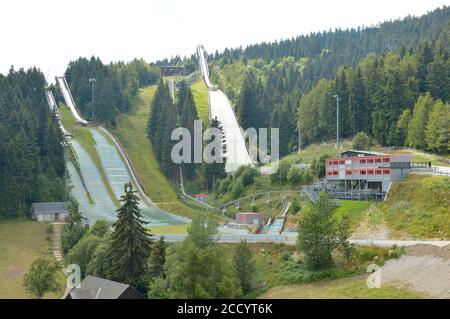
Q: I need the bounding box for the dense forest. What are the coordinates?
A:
[147,79,226,187]
[63,57,160,124]
[0,68,66,218]
[208,6,449,155]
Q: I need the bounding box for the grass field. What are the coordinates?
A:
[258,275,425,299]
[0,219,65,299]
[333,200,373,228]
[110,86,203,219]
[282,140,353,164]
[147,224,189,235]
[190,79,209,123]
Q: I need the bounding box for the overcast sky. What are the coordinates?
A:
[0,0,448,82]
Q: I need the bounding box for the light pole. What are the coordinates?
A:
[333,94,341,150]
[89,78,96,121]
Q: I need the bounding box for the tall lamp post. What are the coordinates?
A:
[89,78,96,121]
[333,94,341,150]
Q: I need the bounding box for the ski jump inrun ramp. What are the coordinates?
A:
[197,45,253,173]
[55,76,189,226]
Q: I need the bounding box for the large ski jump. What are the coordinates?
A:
[197,45,253,173]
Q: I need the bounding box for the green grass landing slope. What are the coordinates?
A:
[190,79,209,123]
[110,86,205,219]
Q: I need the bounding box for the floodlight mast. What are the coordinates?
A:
[333,94,341,150]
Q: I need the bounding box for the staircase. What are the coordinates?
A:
[303,185,319,204]
[52,222,63,263]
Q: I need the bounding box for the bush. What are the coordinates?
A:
[90,219,110,237]
[238,166,258,186]
[271,160,291,183]
[230,179,245,199]
[217,176,232,195]
[291,199,300,215]
[352,132,371,150]
[300,169,313,184]
[46,223,54,242]
[287,166,302,184]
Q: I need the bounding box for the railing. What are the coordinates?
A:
[220,188,315,209]
[154,233,292,243]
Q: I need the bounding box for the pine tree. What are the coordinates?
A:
[233,240,255,294]
[407,93,434,149]
[204,118,227,190]
[95,77,118,124]
[109,183,153,287]
[42,114,66,177]
[417,41,434,93]
[348,67,366,135]
[149,237,167,278]
[179,87,199,178]
[237,70,260,130]
[426,100,450,154]
[426,55,449,101]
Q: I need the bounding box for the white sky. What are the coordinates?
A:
[0,0,448,82]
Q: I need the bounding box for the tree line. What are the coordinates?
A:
[0,68,67,218]
[62,57,160,124]
[147,79,226,188]
[212,6,449,92]
[299,40,449,152]
[216,7,449,154]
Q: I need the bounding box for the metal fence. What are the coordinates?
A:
[154,233,293,243]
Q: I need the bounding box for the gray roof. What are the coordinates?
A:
[342,150,387,156]
[31,202,70,215]
[69,276,141,299]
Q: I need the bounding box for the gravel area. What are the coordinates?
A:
[380,244,450,298]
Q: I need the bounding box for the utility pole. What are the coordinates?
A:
[333,94,341,150]
[89,78,96,121]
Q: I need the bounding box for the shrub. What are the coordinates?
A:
[291,199,300,215]
[287,166,302,184]
[230,179,245,199]
[271,160,290,183]
[352,132,371,150]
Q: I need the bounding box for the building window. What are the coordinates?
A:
[368,170,374,175]
[375,158,382,163]
[360,159,366,164]
[333,161,338,165]
[361,170,366,175]
[333,171,338,176]
[368,159,374,164]
[375,170,382,175]
[383,169,390,174]
[383,158,390,163]
[339,160,345,165]
[346,170,352,175]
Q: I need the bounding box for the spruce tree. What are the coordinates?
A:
[407,93,434,149]
[149,237,167,278]
[109,183,153,287]
[233,240,255,294]
[426,100,450,154]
